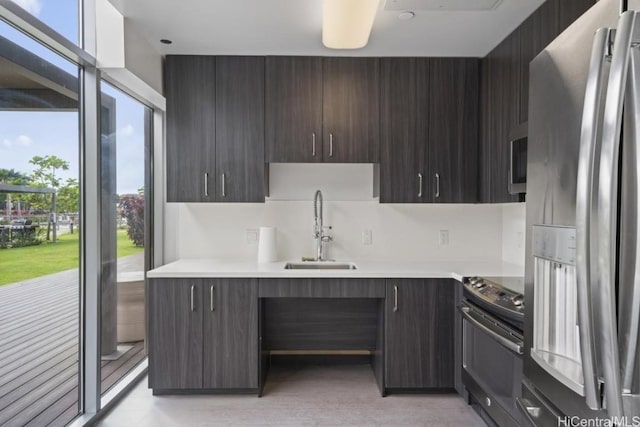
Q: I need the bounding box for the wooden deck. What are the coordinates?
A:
[0,254,146,427]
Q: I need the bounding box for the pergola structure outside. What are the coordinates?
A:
[0,183,57,242]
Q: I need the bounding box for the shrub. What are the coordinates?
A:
[119,195,144,247]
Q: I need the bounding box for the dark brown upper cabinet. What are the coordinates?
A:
[379,58,421,203]
[164,55,266,203]
[427,58,479,203]
[215,56,265,202]
[323,57,380,163]
[165,56,215,203]
[380,58,478,203]
[265,56,323,163]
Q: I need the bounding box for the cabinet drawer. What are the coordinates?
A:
[259,278,385,298]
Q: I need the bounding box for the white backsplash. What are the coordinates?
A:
[164,201,526,264]
[501,203,526,267]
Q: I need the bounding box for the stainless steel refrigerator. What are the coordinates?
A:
[521,0,640,424]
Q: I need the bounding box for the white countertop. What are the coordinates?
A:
[147,258,525,283]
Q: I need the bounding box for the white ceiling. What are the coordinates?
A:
[108,0,545,57]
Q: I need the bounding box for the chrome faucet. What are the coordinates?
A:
[313,190,332,261]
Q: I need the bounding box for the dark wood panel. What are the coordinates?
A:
[203,279,259,389]
[148,279,203,390]
[265,56,323,162]
[428,58,479,203]
[164,56,215,202]
[479,57,492,203]
[263,298,379,350]
[215,56,265,202]
[379,58,421,203]
[416,59,432,203]
[385,279,455,389]
[323,57,380,163]
[259,278,386,298]
[557,0,595,33]
[519,0,559,122]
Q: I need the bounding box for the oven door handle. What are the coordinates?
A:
[459,306,523,355]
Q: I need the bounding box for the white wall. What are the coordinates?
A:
[501,203,526,267]
[164,202,509,263]
[123,19,163,95]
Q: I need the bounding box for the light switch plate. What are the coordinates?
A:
[439,229,449,246]
[246,228,259,245]
[362,229,373,245]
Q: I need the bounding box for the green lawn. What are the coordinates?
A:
[0,229,143,286]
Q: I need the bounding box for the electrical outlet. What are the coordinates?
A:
[246,229,259,245]
[439,229,449,246]
[362,229,373,245]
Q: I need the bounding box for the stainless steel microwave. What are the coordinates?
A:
[509,123,527,195]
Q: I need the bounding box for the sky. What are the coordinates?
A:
[0,0,147,195]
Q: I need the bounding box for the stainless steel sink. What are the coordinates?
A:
[284,262,357,270]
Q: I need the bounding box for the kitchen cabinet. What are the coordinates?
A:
[215,56,265,202]
[164,56,265,203]
[265,56,323,163]
[165,56,215,203]
[479,0,595,203]
[323,57,380,163]
[203,278,259,389]
[385,279,455,389]
[380,58,478,203]
[148,278,259,392]
[379,58,421,203]
[149,278,204,389]
[427,58,479,203]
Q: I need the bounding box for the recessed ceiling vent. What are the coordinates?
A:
[384,0,502,11]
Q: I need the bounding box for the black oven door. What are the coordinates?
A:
[460,302,524,427]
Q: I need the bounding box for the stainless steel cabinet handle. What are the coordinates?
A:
[190,285,195,312]
[210,285,215,312]
[312,132,316,157]
[329,133,334,157]
[204,173,209,197]
[393,285,398,312]
[418,173,423,198]
[435,173,440,198]
[221,173,226,198]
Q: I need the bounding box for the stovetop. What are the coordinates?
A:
[463,276,525,326]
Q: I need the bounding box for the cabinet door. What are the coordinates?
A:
[323,57,380,163]
[266,56,323,162]
[428,58,479,203]
[385,279,455,389]
[215,56,265,202]
[380,58,423,203]
[203,279,259,389]
[165,56,215,202]
[149,279,203,390]
[479,57,493,203]
[557,0,594,33]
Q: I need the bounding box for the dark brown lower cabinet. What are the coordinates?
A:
[149,278,258,392]
[385,279,455,389]
[203,279,259,389]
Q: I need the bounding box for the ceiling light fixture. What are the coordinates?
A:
[322,0,380,49]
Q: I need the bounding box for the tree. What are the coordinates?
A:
[57,178,79,213]
[0,168,31,208]
[119,194,144,247]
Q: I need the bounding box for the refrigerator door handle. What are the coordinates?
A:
[597,10,638,418]
[575,27,612,411]
[619,33,640,398]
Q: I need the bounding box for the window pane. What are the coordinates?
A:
[8,0,79,45]
[99,81,151,395]
[0,20,80,426]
